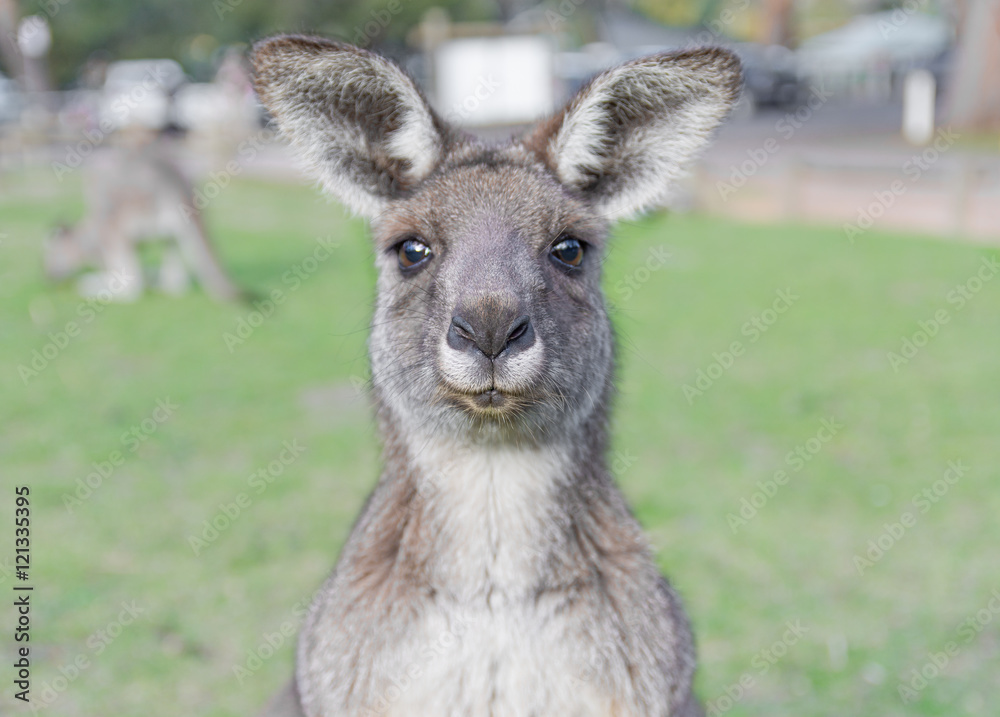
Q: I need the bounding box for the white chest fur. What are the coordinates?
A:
[408,438,567,597]
[372,440,626,716]
[299,440,647,717]
[377,606,619,717]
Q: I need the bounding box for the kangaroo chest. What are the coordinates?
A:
[373,445,634,716]
[378,600,621,717]
[299,443,648,717]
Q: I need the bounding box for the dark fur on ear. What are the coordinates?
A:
[523,47,742,220]
[251,35,450,217]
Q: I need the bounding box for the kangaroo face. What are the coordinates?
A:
[368,156,613,440]
[252,36,741,442]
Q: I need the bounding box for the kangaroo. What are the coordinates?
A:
[251,35,741,717]
[44,145,241,301]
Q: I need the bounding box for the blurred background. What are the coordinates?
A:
[2,0,999,235]
[1,0,998,715]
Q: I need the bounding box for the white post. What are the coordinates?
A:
[902,69,936,145]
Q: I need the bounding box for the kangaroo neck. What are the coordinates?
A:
[370,416,611,600]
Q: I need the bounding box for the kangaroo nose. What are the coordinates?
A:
[447,308,534,359]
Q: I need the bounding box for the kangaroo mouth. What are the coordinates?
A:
[440,382,531,415]
[470,388,506,409]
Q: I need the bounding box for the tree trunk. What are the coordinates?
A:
[946,0,1000,130]
[760,0,796,47]
[0,0,23,83]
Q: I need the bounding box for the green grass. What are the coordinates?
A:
[1,167,998,716]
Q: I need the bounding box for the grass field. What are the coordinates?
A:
[1,165,998,716]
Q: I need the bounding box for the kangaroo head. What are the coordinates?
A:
[252,36,740,444]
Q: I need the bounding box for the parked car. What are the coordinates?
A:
[732,42,803,110]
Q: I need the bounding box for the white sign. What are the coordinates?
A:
[434,36,554,127]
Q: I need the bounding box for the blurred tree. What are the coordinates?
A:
[760,0,795,45]
[20,0,499,86]
[0,0,22,80]
[946,0,1000,129]
[635,0,758,38]
[635,0,705,27]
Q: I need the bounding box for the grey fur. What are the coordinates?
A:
[251,36,740,717]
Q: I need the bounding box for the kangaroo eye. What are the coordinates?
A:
[550,237,584,268]
[398,238,432,270]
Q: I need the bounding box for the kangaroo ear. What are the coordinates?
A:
[251,35,446,217]
[525,48,741,221]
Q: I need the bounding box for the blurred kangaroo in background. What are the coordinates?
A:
[252,35,741,717]
[44,146,241,301]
